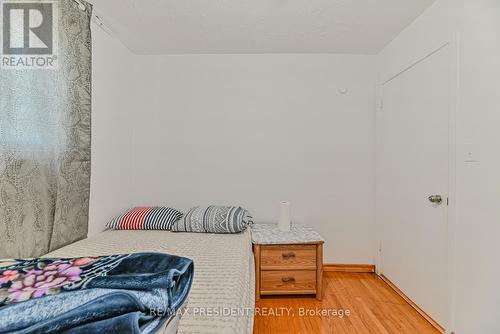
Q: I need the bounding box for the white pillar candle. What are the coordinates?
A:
[278,201,291,232]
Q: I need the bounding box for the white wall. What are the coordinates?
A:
[89,23,135,235]
[453,1,500,333]
[377,0,457,85]
[378,0,500,332]
[131,54,376,264]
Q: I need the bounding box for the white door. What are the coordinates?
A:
[376,45,451,327]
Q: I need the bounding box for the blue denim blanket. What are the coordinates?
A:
[0,253,194,334]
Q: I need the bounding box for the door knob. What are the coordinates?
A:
[428,195,442,204]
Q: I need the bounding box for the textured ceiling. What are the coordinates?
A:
[90,0,435,55]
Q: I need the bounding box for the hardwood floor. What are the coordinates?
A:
[254,272,440,334]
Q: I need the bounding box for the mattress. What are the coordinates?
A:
[46,229,255,334]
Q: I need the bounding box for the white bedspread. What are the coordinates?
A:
[46,229,255,334]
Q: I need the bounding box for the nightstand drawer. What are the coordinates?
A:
[260,245,316,270]
[261,270,316,294]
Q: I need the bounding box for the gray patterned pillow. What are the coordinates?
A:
[171,206,253,233]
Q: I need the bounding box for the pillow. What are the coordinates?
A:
[106,207,183,230]
[171,206,253,233]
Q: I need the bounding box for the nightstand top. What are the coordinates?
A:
[251,223,324,245]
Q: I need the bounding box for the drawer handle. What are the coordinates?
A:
[282,252,296,259]
[282,276,296,283]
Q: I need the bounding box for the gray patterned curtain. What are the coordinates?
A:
[0,0,92,257]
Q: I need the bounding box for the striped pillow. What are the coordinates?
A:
[106,207,183,230]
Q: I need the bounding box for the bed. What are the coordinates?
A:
[45,229,255,334]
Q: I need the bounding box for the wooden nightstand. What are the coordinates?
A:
[252,223,324,301]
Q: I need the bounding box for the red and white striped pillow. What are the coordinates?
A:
[106,207,183,230]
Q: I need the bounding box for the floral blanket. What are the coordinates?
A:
[0,253,194,334]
